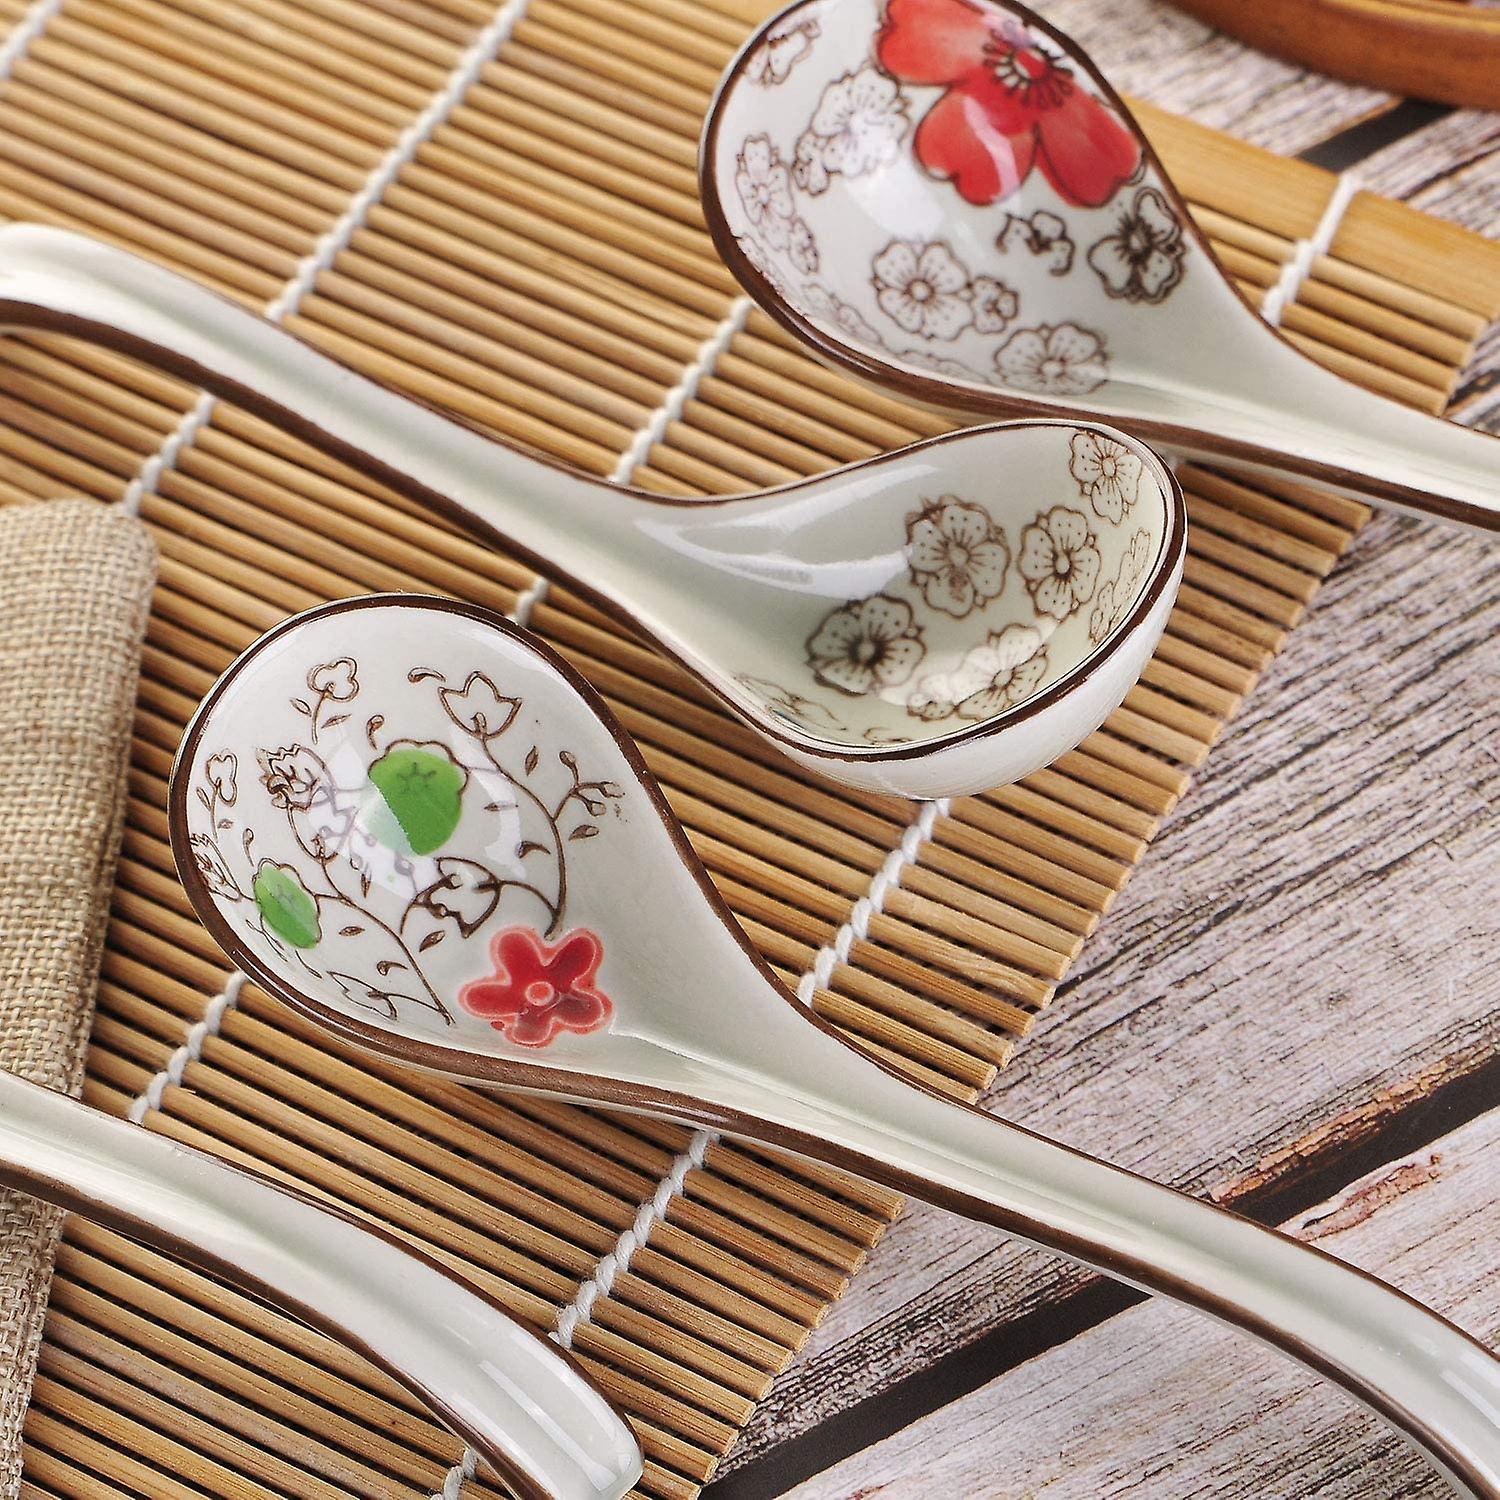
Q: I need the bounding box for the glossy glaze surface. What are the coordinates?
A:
[175,597,1500,1500]
[0,1068,642,1500]
[0,222,1182,797]
[701,0,1500,531]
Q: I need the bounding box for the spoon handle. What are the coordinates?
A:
[0,1068,642,1500]
[743,1039,1500,1497]
[0,223,647,577]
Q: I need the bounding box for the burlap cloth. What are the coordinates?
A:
[0,499,155,1496]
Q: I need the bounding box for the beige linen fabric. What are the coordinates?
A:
[0,499,155,1497]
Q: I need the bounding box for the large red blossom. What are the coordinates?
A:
[877,0,1141,208]
[459,927,613,1048]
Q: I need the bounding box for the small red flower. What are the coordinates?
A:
[459,927,613,1048]
[876,0,1141,209]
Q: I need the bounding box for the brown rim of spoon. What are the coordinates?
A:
[697,0,1500,534]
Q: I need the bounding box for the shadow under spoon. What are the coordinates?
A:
[0,221,1184,801]
[699,0,1500,532]
[173,593,1500,1500]
[0,1067,642,1500]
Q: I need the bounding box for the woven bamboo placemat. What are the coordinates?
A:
[0,0,1497,1495]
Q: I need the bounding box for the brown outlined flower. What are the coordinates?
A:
[1018,506,1101,619]
[997,210,1074,274]
[258,744,326,811]
[1069,429,1143,523]
[1087,187,1185,304]
[908,624,1047,720]
[872,240,973,340]
[794,67,910,194]
[995,322,1108,395]
[806,595,925,695]
[205,751,237,805]
[970,275,1019,334]
[905,498,1009,617]
[735,134,796,249]
[308,657,358,701]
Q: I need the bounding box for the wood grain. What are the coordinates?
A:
[784,1106,1500,1498]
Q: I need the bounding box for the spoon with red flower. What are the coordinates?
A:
[0,221,1183,800]
[700,0,1500,531]
[173,593,1500,1500]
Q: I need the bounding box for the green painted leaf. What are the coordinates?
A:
[368,745,465,855]
[253,863,320,949]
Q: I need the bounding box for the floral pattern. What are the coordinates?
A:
[872,240,974,340]
[185,654,626,1043]
[1087,187,1185,304]
[995,322,1108,395]
[806,595,925,695]
[734,135,815,261]
[802,283,885,348]
[905,498,1009,617]
[459,927,612,1048]
[876,0,1141,208]
[1018,505,1100,620]
[1088,527,1154,644]
[794,67,909,194]
[1069,429,1143,523]
[997,210,1074,274]
[735,675,849,734]
[971,275,1018,334]
[909,623,1047,720]
[745,12,820,86]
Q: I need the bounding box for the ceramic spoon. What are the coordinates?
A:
[0,1067,641,1500]
[0,221,1184,800]
[699,0,1500,532]
[171,593,1500,1500]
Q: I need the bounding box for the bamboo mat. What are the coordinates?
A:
[0,0,1497,1495]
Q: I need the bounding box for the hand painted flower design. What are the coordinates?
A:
[1087,187,1185,304]
[901,348,981,380]
[802,283,885,348]
[876,0,1141,208]
[806,595,925,696]
[735,675,849,735]
[438,670,520,739]
[308,657,358,701]
[735,134,796,249]
[1019,506,1100,619]
[908,622,1047,721]
[995,322,1108,395]
[905,498,1010,617]
[793,67,910,195]
[747,12,819,85]
[997,210,1074,274]
[459,926,613,1048]
[788,216,819,274]
[739,234,789,299]
[258,744,326,811]
[188,833,240,900]
[1087,579,1120,646]
[872,240,973,340]
[971,275,1018,334]
[205,751,237,805]
[1070,429,1143,523]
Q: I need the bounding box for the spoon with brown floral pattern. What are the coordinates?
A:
[0,221,1183,800]
[173,593,1500,1500]
[700,0,1500,531]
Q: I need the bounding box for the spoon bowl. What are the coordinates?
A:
[173,594,1500,1500]
[0,222,1182,797]
[701,0,1500,531]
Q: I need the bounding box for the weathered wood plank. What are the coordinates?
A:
[722,500,1500,1472]
[784,1107,1500,1498]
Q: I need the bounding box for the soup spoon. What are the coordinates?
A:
[699,0,1500,532]
[171,592,1500,1500]
[0,222,1182,800]
[0,1067,641,1500]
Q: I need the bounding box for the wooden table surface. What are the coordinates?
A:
[706,2,1500,1495]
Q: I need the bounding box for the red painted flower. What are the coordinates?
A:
[876,0,1141,208]
[459,927,613,1048]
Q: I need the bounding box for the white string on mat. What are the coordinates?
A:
[126,971,246,1124]
[609,295,754,485]
[1259,170,1363,328]
[0,0,65,83]
[119,0,531,517]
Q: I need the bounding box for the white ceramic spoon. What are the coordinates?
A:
[172,593,1500,1500]
[0,1067,641,1500]
[0,221,1184,800]
[699,0,1500,532]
